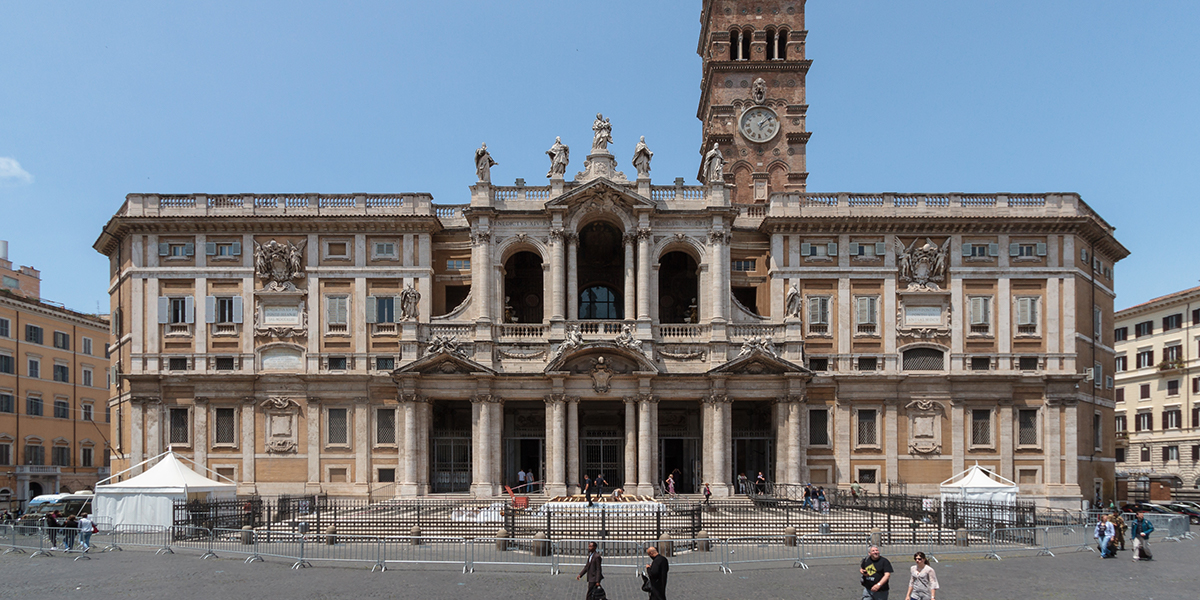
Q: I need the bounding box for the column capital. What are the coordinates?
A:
[549,228,565,243]
[776,393,807,405]
[242,396,258,405]
[353,396,370,405]
[565,232,579,245]
[622,232,638,246]
[708,229,731,245]
[470,231,491,246]
[703,393,731,405]
[544,393,568,406]
[636,227,653,241]
[193,396,210,405]
[399,393,428,404]
[131,396,159,406]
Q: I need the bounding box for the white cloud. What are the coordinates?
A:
[0,157,34,185]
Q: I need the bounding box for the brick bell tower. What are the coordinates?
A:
[696,0,811,203]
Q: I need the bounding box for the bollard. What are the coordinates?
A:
[956,528,968,547]
[533,532,550,556]
[819,522,831,535]
[696,529,710,552]
[784,526,797,547]
[870,528,881,548]
[241,526,253,545]
[325,525,337,546]
[496,528,509,551]
[410,526,422,546]
[658,533,673,557]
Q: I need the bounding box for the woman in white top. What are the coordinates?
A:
[905,552,939,600]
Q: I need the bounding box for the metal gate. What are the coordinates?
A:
[582,435,623,489]
[431,432,472,493]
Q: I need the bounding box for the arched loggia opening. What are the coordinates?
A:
[503,251,544,323]
[658,251,699,323]
[577,221,625,320]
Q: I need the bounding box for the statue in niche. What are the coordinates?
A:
[474,143,497,182]
[503,296,517,323]
[896,238,951,292]
[684,298,698,324]
[400,284,421,320]
[703,143,725,183]
[632,136,653,178]
[254,239,306,292]
[592,113,613,152]
[546,136,570,178]
[785,284,802,319]
[752,78,767,104]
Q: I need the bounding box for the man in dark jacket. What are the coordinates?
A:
[583,474,593,507]
[645,546,669,600]
[577,541,604,599]
[44,511,61,550]
[1130,512,1154,561]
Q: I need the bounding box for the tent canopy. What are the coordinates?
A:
[94,451,236,527]
[939,464,1019,504]
[97,451,235,495]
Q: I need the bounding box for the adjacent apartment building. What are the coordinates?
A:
[1,242,112,510]
[1114,285,1200,491]
[92,0,1128,508]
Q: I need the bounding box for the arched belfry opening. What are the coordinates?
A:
[577,221,625,320]
[658,251,698,323]
[503,251,544,323]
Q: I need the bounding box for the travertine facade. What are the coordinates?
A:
[1114,286,1200,491]
[92,1,1128,507]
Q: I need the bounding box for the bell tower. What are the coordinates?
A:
[696,0,811,203]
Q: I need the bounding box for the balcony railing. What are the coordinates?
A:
[494,324,548,340]
[656,324,710,340]
[15,466,61,475]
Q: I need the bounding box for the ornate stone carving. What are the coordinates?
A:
[752,78,767,104]
[266,439,297,454]
[254,239,306,292]
[657,347,706,361]
[896,299,952,340]
[785,284,802,319]
[470,394,494,405]
[614,323,644,355]
[636,227,653,241]
[496,347,547,360]
[590,356,616,394]
[905,398,946,455]
[632,136,653,178]
[708,229,730,245]
[475,143,497,183]
[426,335,466,358]
[470,231,491,245]
[262,396,301,455]
[738,335,778,358]
[551,325,584,361]
[260,396,300,411]
[896,238,951,292]
[703,143,725,183]
[703,393,731,405]
[399,393,427,404]
[777,393,807,404]
[591,113,613,152]
[622,232,638,246]
[400,284,420,321]
[254,302,308,339]
[544,393,568,406]
[549,228,565,243]
[546,136,570,178]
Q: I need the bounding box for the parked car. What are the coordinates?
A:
[1165,503,1200,525]
[1120,502,1179,515]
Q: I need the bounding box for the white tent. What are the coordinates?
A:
[939,464,1019,505]
[94,451,237,527]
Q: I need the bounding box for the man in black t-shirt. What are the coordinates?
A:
[859,545,894,600]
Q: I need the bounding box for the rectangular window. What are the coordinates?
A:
[1165,446,1179,462]
[1194,308,1200,326]
[1163,313,1182,331]
[170,408,190,444]
[1019,356,1039,371]
[1134,321,1153,337]
[969,244,990,257]
[328,408,349,445]
[1094,362,1102,389]
[1115,388,1125,403]
[376,408,396,445]
[1113,327,1127,342]
[1018,409,1038,446]
[51,446,70,467]
[807,357,829,371]
[53,364,69,383]
[1193,445,1200,461]
[24,444,44,466]
[971,357,991,371]
[25,324,43,344]
[81,446,94,467]
[82,368,93,387]
[377,468,396,483]
[969,296,992,334]
[53,399,69,419]
[0,354,12,374]
[731,259,756,271]
[1136,350,1154,369]
[1015,297,1039,334]
[856,409,877,446]
[373,241,397,259]
[53,331,70,350]
[0,443,9,466]
[809,408,829,446]
[1163,345,1182,364]
[1140,446,1150,462]
[807,296,830,334]
[1115,448,1125,463]
[1094,307,1102,339]
[446,259,471,270]
[214,408,236,445]
[1167,379,1180,397]
[82,403,93,422]
[328,356,348,371]
[216,297,236,323]
[0,317,9,338]
[856,357,878,371]
[27,396,42,416]
[368,296,396,324]
[1114,356,1127,372]
[0,393,12,413]
[214,357,236,371]
[170,298,188,324]
[1164,409,1182,429]
[375,357,395,371]
[1094,412,1103,450]
[206,241,242,258]
[1115,414,1127,432]
[857,468,877,484]
[326,296,349,333]
[854,296,878,334]
[971,409,992,446]
[1194,377,1200,395]
[324,241,350,259]
[169,357,188,371]
[28,358,39,379]
[1135,412,1152,431]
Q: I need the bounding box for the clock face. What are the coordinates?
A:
[739,107,780,143]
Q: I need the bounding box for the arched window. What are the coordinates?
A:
[729,29,741,60]
[741,28,752,61]
[765,29,776,60]
[777,29,789,59]
[580,286,621,320]
[902,348,945,371]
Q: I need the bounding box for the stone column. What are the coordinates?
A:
[787,397,803,484]
[794,400,809,483]
[623,397,639,491]
[400,395,419,496]
[550,229,566,321]
[354,397,369,486]
[567,234,579,320]
[774,399,788,484]
[567,397,580,494]
[715,396,732,493]
[544,397,557,492]
[951,399,965,476]
[623,233,636,321]
[491,397,504,495]
[473,231,492,321]
[636,228,652,321]
[242,397,256,486]
[470,395,491,497]
[701,397,713,488]
[636,395,656,496]
[418,400,432,494]
[307,397,322,488]
[708,231,727,322]
[543,395,567,496]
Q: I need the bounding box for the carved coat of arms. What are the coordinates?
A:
[254,240,307,292]
[895,238,950,292]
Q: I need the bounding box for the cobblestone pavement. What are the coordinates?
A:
[1,540,1195,599]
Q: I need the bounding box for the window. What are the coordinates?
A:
[1164,446,1179,462]
[800,242,837,257]
[81,446,93,467]
[971,409,992,446]
[1018,409,1038,446]
[1195,377,1200,395]
[0,442,9,466]
[1134,321,1153,337]
[849,242,886,257]
[969,297,992,334]
[51,446,70,467]
[1019,356,1039,371]
[971,357,991,371]
[53,364,69,383]
[205,240,242,258]
[169,297,190,324]
[377,468,396,483]
[1164,409,1182,429]
[1115,448,1125,463]
[1094,362,1102,389]
[170,408,190,444]
[376,408,396,445]
[856,409,877,446]
[857,468,877,484]
[0,354,12,374]
[1136,350,1154,369]
[1193,445,1200,461]
[375,357,395,371]
[903,348,944,371]
[1140,446,1150,462]
[1015,297,1039,334]
[1135,412,1152,432]
[731,259,756,271]
[372,241,397,259]
[366,296,397,324]
[53,331,70,350]
[207,296,243,325]
[214,408,237,445]
[809,409,829,446]
[328,408,349,445]
[82,368,93,387]
[963,243,993,258]
[807,357,829,371]
[324,240,350,259]
[169,357,188,371]
[1140,383,1151,400]
[1163,313,1183,331]
[1115,388,1125,403]
[855,296,878,335]
[25,324,43,344]
[0,317,8,338]
[1115,414,1127,432]
[1113,327,1128,342]
[326,295,349,334]
[807,296,830,334]
[1094,412,1103,450]
[1163,345,1182,364]
[1114,356,1127,372]
[214,357,236,371]
[27,358,39,379]
[1094,307,1102,339]
[0,393,13,413]
[159,242,194,258]
[446,259,471,270]
[53,400,69,419]
[1010,242,1046,258]
[24,444,44,465]
[27,396,42,416]
[328,356,348,371]
[1167,380,1180,397]
[856,357,878,371]
[580,286,621,319]
[82,403,93,422]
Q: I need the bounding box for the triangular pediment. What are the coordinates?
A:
[544,342,659,375]
[708,348,811,376]
[544,178,658,212]
[393,351,496,376]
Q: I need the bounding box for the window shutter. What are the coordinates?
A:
[205,296,216,324]
[158,242,169,257]
[231,241,242,256]
[848,242,860,256]
[232,296,244,324]
[1017,298,1031,326]
[157,297,170,324]
[868,298,877,324]
[365,296,378,324]
[988,243,999,257]
[962,243,973,257]
[1163,447,1169,462]
[184,243,195,257]
[184,295,195,324]
[819,298,829,324]
[874,242,886,256]
[856,298,868,324]
[393,296,403,323]
[205,242,217,256]
[970,298,984,325]
[1036,242,1047,257]
[1029,298,1038,324]
[800,242,811,256]
[1081,248,1089,262]
[1009,243,1020,257]
[827,242,838,256]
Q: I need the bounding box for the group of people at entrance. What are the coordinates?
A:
[1094,511,1155,560]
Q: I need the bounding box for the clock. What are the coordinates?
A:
[739,106,780,143]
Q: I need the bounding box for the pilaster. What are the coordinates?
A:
[566,396,579,494]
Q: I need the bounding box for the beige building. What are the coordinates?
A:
[1,242,112,509]
[1114,286,1200,491]
[92,0,1127,508]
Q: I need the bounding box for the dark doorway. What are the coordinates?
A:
[504,252,544,323]
[503,404,546,493]
[577,221,625,319]
[731,400,774,487]
[658,251,699,323]
[430,401,472,493]
[29,482,43,498]
[659,438,699,494]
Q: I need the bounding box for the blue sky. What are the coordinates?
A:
[2,1,1198,314]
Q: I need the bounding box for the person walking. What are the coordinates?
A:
[665,474,676,499]
[78,513,96,552]
[1110,510,1126,551]
[577,541,604,599]
[859,545,894,600]
[517,468,526,490]
[904,551,938,600]
[737,473,747,495]
[817,486,828,512]
[583,474,594,507]
[755,471,766,495]
[44,510,61,550]
[1093,514,1107,555]
[596,473,609,497]
[703,482,712,505]
[1130,512,1154,561]
[62,514,78,551]
[645,545,669,600]
[852,480,862,502]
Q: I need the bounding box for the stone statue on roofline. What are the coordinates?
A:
[475,143,497,183]
[592,113,613,152]
[632,136,653,178]
[546,136,570,178]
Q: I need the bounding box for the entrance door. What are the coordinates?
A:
[659,438,700,494]
[430,436,471,493]
[582,438,623,491]
[505,438,545,492]
[733,438,774,488]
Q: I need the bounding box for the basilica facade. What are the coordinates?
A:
[94,1,1127,507]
